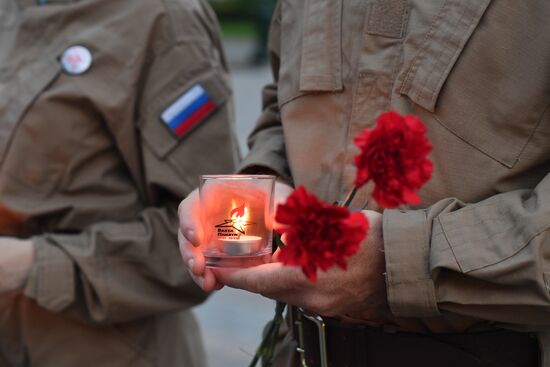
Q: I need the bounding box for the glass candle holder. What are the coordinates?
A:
[199,174,275,268]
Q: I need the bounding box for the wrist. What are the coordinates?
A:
[0,238,34,293]
[18,239,34,287]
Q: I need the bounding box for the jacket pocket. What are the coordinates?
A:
[278,0,343,108]
[400,0,550,168]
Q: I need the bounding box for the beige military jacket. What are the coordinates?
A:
[240,0,550,365]
[0,0,238,366]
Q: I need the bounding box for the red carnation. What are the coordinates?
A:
[354,111,433,208]
[275,186,369,282]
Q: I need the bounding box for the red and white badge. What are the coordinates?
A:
[61,45,92,75]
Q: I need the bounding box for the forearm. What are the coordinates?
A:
[24,206,207,324]
[383,173,550,325]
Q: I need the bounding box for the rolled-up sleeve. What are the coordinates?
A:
[383,209,439,318]
[24,237,75,313]
[24,207,208,323]
[384,173,550,325]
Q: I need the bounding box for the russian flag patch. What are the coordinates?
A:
[161,84,217,138]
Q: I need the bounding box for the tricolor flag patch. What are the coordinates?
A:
[161,84,217,138]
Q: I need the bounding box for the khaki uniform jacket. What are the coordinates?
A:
[0,0,238,366]
[240,0,550,365]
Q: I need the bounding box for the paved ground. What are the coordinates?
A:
[195,288,275,367]
[194,38,276,367]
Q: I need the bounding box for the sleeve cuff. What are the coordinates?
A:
[238,160,292,186]
[237,137,293,185]
[383,209,440,318]
[24,236,75,312]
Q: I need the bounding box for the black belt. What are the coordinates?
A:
[290,307,540,367]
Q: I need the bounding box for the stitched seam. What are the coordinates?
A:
[420,209,431,280]
[438,218,464,273]
[337,0,372,201]
[98,240,112,323]
[400,0,448,96]
[349,70,368,124]
[417,0,464,105]
[386,40,405,111]
[0,60,62,167]
[432,68,546,169]
[278,90,327,109]
[299,0,314,83]
[391,279,432,287]
[423,0,469,104]
[331,0,343,87]
[386,212,432,284]
[514,99,550,163]
[432,113,515,168]
[460,225,550,273]
[429,0,483,106]
[399,0,410,38]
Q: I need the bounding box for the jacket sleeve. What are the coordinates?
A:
[238,1,292,183]
[22,1,239,324]
[383,171,550,326]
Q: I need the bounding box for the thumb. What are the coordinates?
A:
[178,189,204,246]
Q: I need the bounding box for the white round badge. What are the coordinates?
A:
[61,45,92,75]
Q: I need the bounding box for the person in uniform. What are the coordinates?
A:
[0,0,238,365]
[179,0,550,366]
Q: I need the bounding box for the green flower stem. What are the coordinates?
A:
[342,186,358,208]
[249,301,287,367]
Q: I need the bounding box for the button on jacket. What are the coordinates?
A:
[240,0,550,365]
[0,0,238,365]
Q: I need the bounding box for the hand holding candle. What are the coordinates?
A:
[198,175,275,268]
[178,180,293,291]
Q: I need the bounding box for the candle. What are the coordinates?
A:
[199,174,275,267]
[220,235,262,255]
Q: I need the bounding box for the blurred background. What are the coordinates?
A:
[195,1,277,366]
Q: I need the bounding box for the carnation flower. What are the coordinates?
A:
[275,186,369,282]
[354,111,433,208]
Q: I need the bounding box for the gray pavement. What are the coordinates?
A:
[194,40,276,367]
[230,65,272,154]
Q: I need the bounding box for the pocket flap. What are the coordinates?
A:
[400,0,492,112]
[400,0,550,168]
[438,195,544,273]
[299,0,343,92]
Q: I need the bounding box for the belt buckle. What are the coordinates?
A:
[294,308,328,367]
